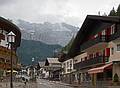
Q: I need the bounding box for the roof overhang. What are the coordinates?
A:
[0,17,21,47]
[67,15,120,58]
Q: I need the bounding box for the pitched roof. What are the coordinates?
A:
[0,17,21,47]
[67,15,120,58]
[38,61,45,67]
[47,58,60,64]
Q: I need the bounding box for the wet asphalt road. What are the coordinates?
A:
[37,79,74,88]
[0,79,75,88]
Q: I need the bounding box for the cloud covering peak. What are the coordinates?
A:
[0,0,119,27]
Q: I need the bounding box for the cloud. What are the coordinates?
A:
[0,0,16,6]
[0,0,119,27]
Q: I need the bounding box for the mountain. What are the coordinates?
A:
[17,39,62,65]
[15,20,79,46]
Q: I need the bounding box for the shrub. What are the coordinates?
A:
[113,73,119,82]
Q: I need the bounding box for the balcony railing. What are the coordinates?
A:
[109,30,120,41]
[0,46,17,65]
[81,35,107,51]
[0,46,16,56]
[74,56,107,70]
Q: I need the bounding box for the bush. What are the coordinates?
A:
[113,73,119,82]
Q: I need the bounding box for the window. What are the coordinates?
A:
[85,57,87,60]
[96,52,99,57]
[111,48,114,55]
[0,30,3,33]
[74,59,77,62]
[67,69,70,72]
[81,58,83,62]
[99,52,102,56]
[102,30,106,35]
[111,24,115,34]
[89,54,93,58]
[93,53,96,58]
[63,63,66,67]
[82,58,85,61]
[67,62,69,68]
[70,60,72,68]
[117,44,120,51]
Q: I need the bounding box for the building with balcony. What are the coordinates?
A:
[59,15,120,86]
[0,17,21,77]
[60,58,75,83]
[45,58,61,80]
[37,61,46,78]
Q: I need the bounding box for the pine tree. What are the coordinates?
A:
[102,12,107,16]
[116,4,120,16]
[109,7,116,16]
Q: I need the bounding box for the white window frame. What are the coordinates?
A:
[102,30,106,35]
[111,47,114,55]
[111,24,115,34]
[117,44,120,51]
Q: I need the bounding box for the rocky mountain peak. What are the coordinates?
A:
[15,20,79,46]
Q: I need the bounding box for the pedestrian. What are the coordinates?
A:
[24,79,26,85]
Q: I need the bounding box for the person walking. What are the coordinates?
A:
[24,79,27,85]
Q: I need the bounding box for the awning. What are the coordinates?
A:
[88,63,112,74]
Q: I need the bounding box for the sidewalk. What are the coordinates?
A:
[0,82,37,88]
[49,81,120,88]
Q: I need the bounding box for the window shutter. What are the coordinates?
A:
[105,48,110,56]
[98,32,102,37]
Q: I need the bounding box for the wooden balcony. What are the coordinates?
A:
[74,56,108,70]
[109,30,120,41]
[0,46,18,68]
[81,35,108,51]
[0,63,19,70]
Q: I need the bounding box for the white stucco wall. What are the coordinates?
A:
[62,58,74,74]
[108,40,120,62]
[113,63,120,80]
[74,53,87,64]
[0,30,9,48]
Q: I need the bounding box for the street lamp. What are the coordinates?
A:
[32,58,35,80]
[3,60,6,77]
[8,31,16,88]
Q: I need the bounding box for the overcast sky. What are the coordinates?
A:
[0,0,119,27]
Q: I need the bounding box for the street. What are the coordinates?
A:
[37,79,74,88]
[0,79,75,88]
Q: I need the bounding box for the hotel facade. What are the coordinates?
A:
[59,15,120,86]
[0,17,21,77]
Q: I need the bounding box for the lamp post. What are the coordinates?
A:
[32,58,35,80]
[70,63,71,84]
[3,59,6,78]
[8,31,16,88]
